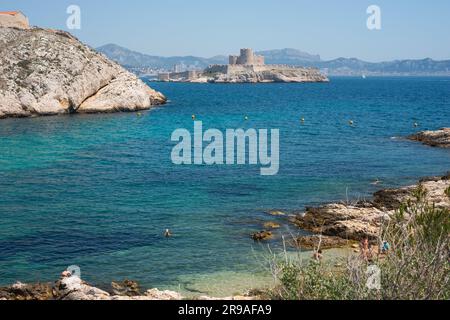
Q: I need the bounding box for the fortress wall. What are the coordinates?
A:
[228,65,316,73]
[204,65,229,74]
[254,55,265,66]
[229,56,238,65]
[205,64,318,77]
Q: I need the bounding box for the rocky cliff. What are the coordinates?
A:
[0,27,166,119]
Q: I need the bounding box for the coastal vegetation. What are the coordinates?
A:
[265,186,450,300]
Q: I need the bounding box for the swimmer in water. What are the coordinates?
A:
[371,178,382,185]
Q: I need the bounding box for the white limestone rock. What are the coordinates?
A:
[0,27,166,119]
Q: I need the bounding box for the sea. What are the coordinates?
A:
[0,77,449,296]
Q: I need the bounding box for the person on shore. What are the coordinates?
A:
[360,238,370,261]
[381,240,391,254]
[313,250,323,262]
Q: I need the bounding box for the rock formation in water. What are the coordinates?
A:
[203,65,329,83]
[0,27,166,119]
[408,128,450,148]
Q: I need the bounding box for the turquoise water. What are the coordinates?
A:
[0,77,449,296]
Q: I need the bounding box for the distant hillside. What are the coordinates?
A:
[97,44,226,71]
[313,57,450,76]
[256,48,321,64]
[97,44,450,76]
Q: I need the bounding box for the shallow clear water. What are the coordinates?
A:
[0,77,449,296]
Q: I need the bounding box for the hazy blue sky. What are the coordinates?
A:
[5,0,450,61]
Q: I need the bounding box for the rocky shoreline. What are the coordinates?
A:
[0,27,166,119]
[408,128,450,148]
[290,174,450,247]
[0,277,259,301]
[249,173,450,250]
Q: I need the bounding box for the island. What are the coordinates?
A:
[157,48,329,83]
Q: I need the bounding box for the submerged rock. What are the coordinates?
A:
[263,222,281,229]
[0,27,166,119]
[408,128,450,148]
[267,210,287,216]
[252,230,273,241]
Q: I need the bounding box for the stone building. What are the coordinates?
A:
[0,11,30,29]
[229,48,264,66]
[158,72,170,82]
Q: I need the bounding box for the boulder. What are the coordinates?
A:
[291,202,387,241]
[267,210,286,216]
[54,276,110,300]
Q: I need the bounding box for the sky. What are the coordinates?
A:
[4,0,450,61]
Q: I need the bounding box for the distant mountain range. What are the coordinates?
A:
[97,44,450,76]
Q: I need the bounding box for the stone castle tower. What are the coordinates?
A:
[229,48,264,66]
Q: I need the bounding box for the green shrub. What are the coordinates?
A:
[266,195,450,300]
